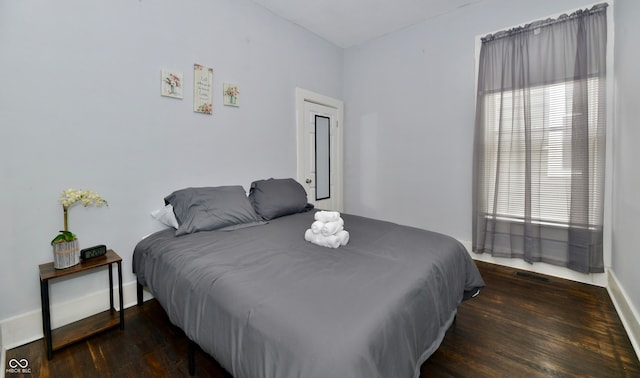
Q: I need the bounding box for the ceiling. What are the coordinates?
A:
[250,0,484,48]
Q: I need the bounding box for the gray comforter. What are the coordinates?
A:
[133,211,484,378]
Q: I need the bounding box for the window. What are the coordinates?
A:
[472,3,607,273]
[482,78,604,227]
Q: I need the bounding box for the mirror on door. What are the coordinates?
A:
[315,115,330,200]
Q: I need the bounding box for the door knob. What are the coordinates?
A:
[306,178,312,184]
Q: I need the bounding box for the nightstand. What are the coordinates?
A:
[39,249,124,360]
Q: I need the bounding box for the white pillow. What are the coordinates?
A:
[150,204,179,229]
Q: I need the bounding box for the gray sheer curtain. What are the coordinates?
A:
[472,4,607,273]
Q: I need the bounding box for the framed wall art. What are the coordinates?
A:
[161,69,183,99]
[194,64,213,114]
[223,83,239,107]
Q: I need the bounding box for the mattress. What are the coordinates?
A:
[133,211,485,378]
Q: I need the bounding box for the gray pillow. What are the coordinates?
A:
[165,186,266,236]
[249,178,310,220]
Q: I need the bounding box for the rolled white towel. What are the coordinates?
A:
[311,220,324,234]
[321,217,344,236]
[304,228,315,242]
[314,210,341,222]
[317,234,340,248]
[335,230,350,246]
[305,229,340,248]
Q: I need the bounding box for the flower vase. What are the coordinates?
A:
[230,95,237,105]
[52,239,80,269]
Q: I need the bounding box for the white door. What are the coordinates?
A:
[296,89,343,211]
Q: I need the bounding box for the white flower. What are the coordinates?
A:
[59,188,108,209]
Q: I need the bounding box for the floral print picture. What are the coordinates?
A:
[194,64,213,114]
[223,83,240,107]
[161,69,183,99]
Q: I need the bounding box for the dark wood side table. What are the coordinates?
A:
[39,249,124,360]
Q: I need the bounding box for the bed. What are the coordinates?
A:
[133,180,485,378]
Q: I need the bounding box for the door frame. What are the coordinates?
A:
[295,88,344,211]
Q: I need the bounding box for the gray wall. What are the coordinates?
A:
[0,0,343,320]
[343,0,596,240]
[613,0,640,323]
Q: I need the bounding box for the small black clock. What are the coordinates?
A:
[80,245,107,261]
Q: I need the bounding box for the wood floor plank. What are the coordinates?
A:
[6,261,640,377]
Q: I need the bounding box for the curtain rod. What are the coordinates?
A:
[481,3,608,43]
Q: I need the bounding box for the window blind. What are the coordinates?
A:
[481,78,604,227]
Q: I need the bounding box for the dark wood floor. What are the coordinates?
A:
[6,261,640,377]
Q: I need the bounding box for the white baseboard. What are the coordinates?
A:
[0,280,153,354]
[607,269,640,360]
[459,240,608,287]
